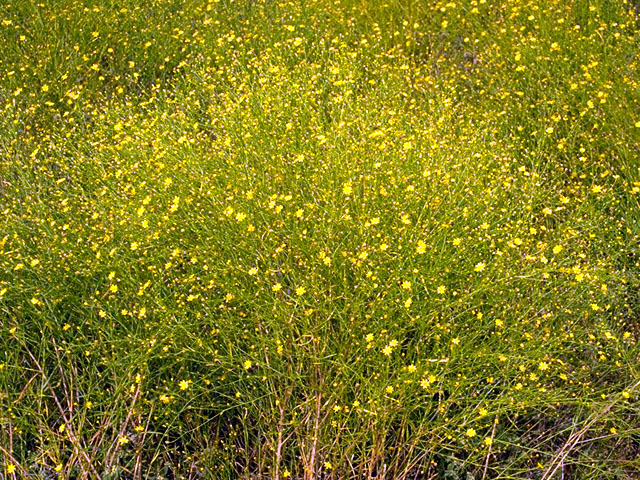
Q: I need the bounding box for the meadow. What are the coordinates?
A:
[1,0,640,478]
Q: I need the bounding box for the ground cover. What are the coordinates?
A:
[1,0,640,478]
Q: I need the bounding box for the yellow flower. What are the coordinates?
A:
[436,285,446,294]
[7,464,16,474]
[169,196,180,212]
[474,262,486,272]
[295,286,306,296]
[416,240,427,254]
[118,435,129,445]
[179,380,191,390]
[465,428,476,438]
[420,375,435,389]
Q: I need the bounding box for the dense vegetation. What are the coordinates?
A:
[1,0,640,478]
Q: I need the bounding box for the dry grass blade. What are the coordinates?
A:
[541,379,640,480]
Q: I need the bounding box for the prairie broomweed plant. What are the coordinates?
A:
[1,0,639,478]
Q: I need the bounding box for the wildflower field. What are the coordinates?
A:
[1,0,640,478]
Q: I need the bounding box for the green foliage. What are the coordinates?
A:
[1,0,640,478]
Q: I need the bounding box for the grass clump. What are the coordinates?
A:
[1,0,640,478]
